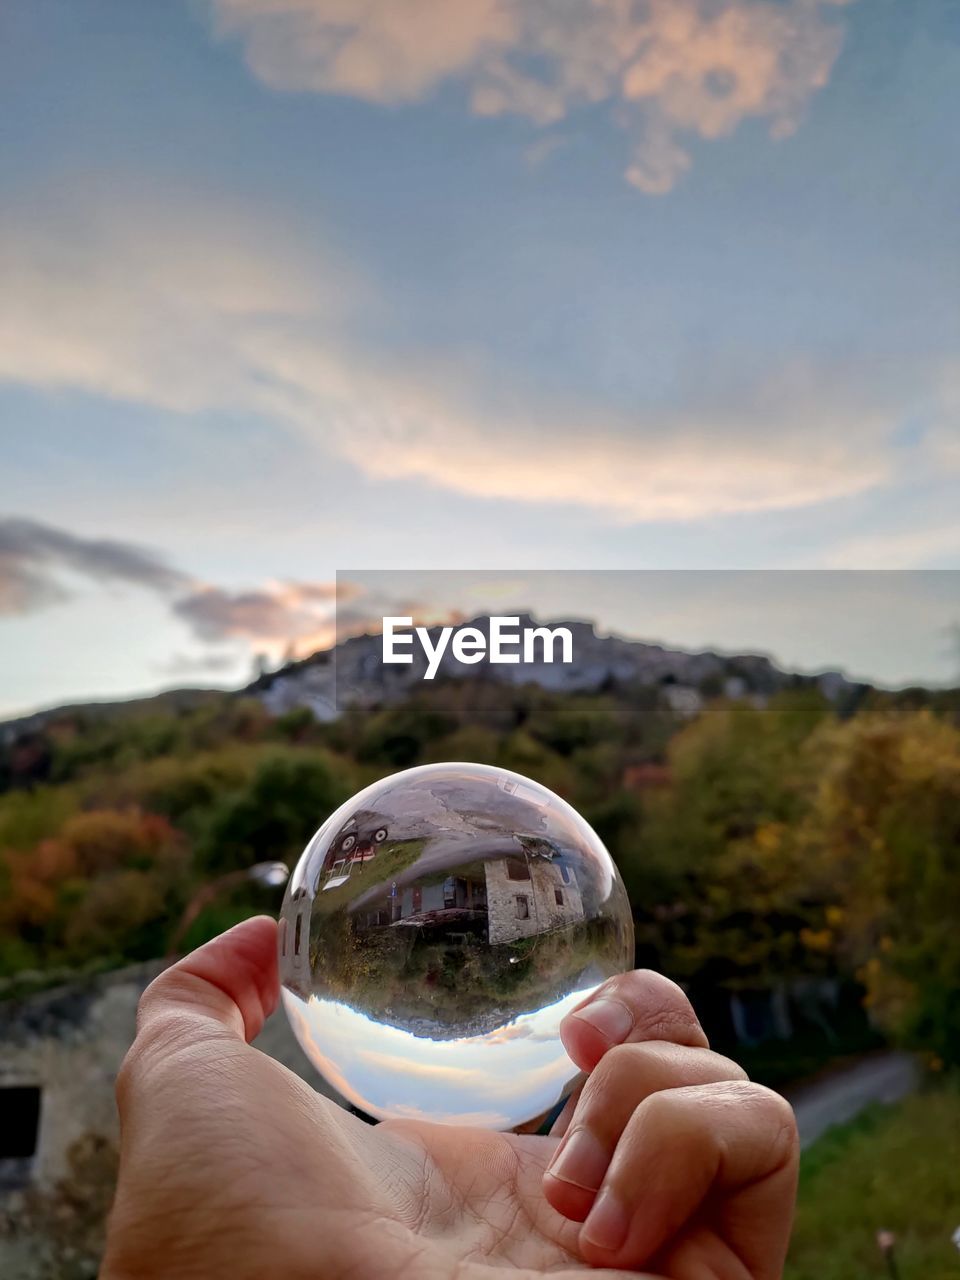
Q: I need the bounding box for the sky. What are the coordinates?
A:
[284,986,587,1128]
[1,0,959,715]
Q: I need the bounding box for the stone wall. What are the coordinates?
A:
[0,963,339,1280]
[484,857,584,945]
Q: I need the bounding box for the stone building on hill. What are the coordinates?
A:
[347,852,585,947]
[484,854,584,945]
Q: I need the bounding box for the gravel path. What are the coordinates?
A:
[784,1051,920,1149]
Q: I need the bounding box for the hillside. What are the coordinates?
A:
[251,614,867,721]
[2,619,959,1085]
[4,615,874,742]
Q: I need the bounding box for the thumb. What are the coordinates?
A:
[141,914,278,1040]
[118,916,279,1111]
[105,918,286,1274]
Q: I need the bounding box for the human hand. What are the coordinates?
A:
[102,917,798,1279]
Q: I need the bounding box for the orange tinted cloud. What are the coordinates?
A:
[3,193,946,525]
[212,0,516,101]
[210,0,853,192]
[0,511,362,659]
[326,370,893,521]
[173,581,339,658]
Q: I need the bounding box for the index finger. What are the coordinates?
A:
[578,1081,799,1276]
[560,970,708,1074]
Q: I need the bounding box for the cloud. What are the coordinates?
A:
[927,366,960,472]
[0,516,189,617]
[0,187,359,413]
[0,508,475,665]
[153,651,244,676]
[213,0,516,101]
[314,356,897,521]
[334,590,463,649]
[173,581,340,658]
[818,525,960,571]
[0,512,346,659]
[2,193,953,527]
[209,0,853,192]
[356,1049,491,1085]
[255,319,908,518]
[383,1102,512,1128]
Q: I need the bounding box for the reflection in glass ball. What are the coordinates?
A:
[279,762,634,1130]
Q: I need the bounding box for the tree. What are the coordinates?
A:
[627,693,832,989]
[199,752,347,874]
[0,809,187,971]
[802,710,960,1064]
[356,699,458,768]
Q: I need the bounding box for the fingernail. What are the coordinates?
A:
[582,1185,630,1254]
[572,997,633,1045]
[546,1127,609,1192]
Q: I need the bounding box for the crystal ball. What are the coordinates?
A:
[278,762,634,1129]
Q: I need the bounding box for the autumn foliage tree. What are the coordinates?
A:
[2,681,959,1074]
[0,809,187,970]
[801,711,960,1065]
[622,693,833,989]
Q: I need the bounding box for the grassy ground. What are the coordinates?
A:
[786,1083,960,1280]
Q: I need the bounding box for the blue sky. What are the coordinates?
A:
[1,0,958,714]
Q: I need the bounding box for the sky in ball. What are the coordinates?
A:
[1,0,959,715]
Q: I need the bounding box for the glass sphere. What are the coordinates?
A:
[278,762,633,1130]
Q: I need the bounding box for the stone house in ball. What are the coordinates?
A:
[348,850,586,947]
[483,855,584,945]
